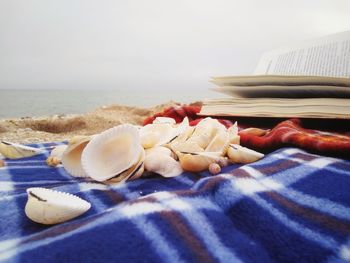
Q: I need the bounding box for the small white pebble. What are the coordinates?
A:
[209,163,221,175]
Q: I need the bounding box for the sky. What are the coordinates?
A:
[1,0,350,90]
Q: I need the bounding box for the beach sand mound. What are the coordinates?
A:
[0,101,179,143]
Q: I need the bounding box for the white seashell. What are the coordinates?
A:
[62,136,92,177]
[205,129,230,155]
[186,117,226,149]
[108,147,145,183]
[140,117,189,149]
[81,124,142,182]
[0,141,42,159]
[228,122,240,144]
[145,146,173,157]
[144,153,183,177]
[46,144,68,167]
[50,145,68,159]
[152,117,176,125]
[227,144,264,164]
[25,187,91,225]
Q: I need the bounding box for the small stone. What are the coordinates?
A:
[0,159,5,167]
[209,163,221,175]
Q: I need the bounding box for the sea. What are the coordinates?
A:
[0,89,226,119]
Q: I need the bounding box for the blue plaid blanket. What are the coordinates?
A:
[0,142,350,263]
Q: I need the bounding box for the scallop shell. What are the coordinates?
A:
[227,144,264,164]
[144,153,183,178]
[62,136,92,177]
[0,141,42,159]
[81,124,142,182]
[25,187,91,225]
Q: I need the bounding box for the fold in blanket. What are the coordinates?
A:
[143,105,350,158]
[1,143,349,262]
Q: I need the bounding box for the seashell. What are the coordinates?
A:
[108,147,145,183]
[205,129,230,155]
[50,144,68,159]
[144,153,183,177]
[209,163,221,175]
[228,122,240,144]
[186,117,226,149]
[81,124,142,182]
[25,187,91,225]
[152,117,176,125]
[171,141,204,155]
[178,151,221,173]
[140,117,189,149]
[0,141,42,159]
[145,146,174,158]
[227,144,264,164]
[62,136,92,177]
[46,144,68,167]
[240,127,269,136]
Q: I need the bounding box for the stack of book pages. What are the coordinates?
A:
[200,31,350,119]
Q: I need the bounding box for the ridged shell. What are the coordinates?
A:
[62,136,92,177]
[81,124,142,182]
[25,187,91,225]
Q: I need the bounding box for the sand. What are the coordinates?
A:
[0,101,180,144]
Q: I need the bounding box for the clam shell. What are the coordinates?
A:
[0,141,42,159]
[108,147,145,183]
[144,153,183,178]
[25,187,91,225]
[62,136,92,177]
[227,144,264,164]
[81,124,142,182]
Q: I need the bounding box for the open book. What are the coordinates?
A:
[200,30,350,119]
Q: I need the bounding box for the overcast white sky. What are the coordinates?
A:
[1,0,350,90]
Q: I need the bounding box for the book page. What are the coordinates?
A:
[254,30,350,77]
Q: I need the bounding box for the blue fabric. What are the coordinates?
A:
[0,143,350,263]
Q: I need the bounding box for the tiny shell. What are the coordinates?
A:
[227,144,264,164]
[25,187,91,225]
[209,163,221,175]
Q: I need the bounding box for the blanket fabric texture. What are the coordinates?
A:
[143,105,350,158]
[0,142,349,263]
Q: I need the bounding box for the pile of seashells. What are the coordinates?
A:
[48,116,264,182]
[1,117,265,225]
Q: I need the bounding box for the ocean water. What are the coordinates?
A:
[0,89,226,119]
